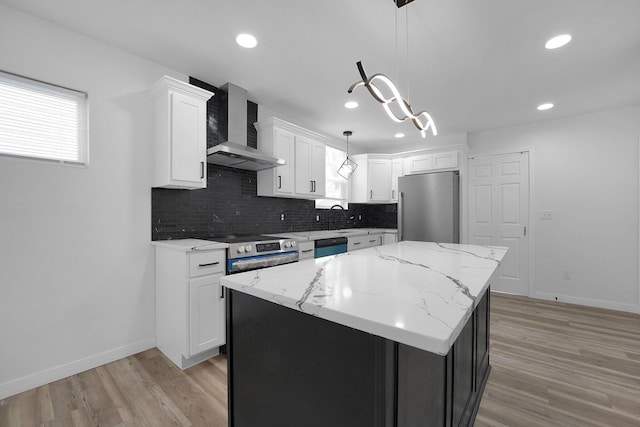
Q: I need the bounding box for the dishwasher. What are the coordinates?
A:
[314,237,348,258]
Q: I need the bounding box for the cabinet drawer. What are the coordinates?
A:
[348,234,382,252]
[189,250,225,277]
[298,241,315,260]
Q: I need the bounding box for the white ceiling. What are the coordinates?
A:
[3,0,640,153]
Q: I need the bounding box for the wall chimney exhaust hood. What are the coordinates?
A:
[207,83,285,171]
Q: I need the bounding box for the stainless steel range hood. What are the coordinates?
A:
[207,83,285,171]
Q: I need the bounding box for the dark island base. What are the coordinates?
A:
[226,289,490,427]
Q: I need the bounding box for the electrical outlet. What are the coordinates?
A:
[280,213,285,221]
[358,215,362,220]
[542,210,553,220]
[561,271,570,280]
[316,215,320,221]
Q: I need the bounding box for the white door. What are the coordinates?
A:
[468,152,530,295]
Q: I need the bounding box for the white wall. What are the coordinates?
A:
[0,5,185,399]
[468,105,640,313]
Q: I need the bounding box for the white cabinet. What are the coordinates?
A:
[256,118,328,199]
[390,159,403,202]
[383,231,398,245]
[404,151,458,175]
[155,245,226,369]
[350,155,393,203]
[294,136,326,197]
[298,240,315,260]
[348,233,383,251]
[151,75,213,189]
[256,125,296,196]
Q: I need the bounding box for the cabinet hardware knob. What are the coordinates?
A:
[200,162,205,179]
[220,286,225,299]
[278,175,282,189]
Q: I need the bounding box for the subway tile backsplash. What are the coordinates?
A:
[151,163,396,240]
[151,78,396,241]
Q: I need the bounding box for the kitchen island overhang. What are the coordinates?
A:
[221,241,507,427]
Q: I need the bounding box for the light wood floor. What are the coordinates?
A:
[1,293,639,426]
[475,293,640,427]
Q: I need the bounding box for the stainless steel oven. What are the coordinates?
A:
[210,235,299,274]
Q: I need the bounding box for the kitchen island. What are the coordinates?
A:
[221,241,507,427]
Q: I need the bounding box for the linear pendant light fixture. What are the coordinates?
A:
[347,0,436,138]
[337,131,358,179]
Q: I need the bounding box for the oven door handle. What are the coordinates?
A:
[228,251,299,274]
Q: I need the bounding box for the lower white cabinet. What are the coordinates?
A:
[155,245,226,369]
[383,231,398,245]
[348,233,383,251]
[298,240,315,260]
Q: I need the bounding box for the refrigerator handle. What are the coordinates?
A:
[398,192,404,241]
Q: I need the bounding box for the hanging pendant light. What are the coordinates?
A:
[347,0,436,138]
[337,131,358,179]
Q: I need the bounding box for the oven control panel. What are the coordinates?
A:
[229,239,298,259]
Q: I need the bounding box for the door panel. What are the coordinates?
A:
[468,152,530,295]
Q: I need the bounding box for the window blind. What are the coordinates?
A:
[0,71,88,165]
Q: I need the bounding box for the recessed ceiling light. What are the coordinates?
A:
[394,133,405,138]
[537,103,554,111]
[545,34,571,49]
[344,101,358,109]
[236,33,257,48]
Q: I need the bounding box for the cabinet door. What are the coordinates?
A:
[310,141,326,196]
[274,128,295,195]
[295,137,326,197]
[170,91,206,186]
[368,159,391,201]
[383,232,398,245]
[390,159,403,202]
[189,274,225,356]
[294,136,314,196]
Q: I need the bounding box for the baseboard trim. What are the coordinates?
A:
[0,337,156,401]
[534,292,639,314]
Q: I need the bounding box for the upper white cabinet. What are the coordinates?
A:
[404,151,458,175]
[350,155,393,203]
[295,136,326,197]
[256,118,327,199]
[256,124,296,196]
[390,159,403,202]
[151,75,213,190]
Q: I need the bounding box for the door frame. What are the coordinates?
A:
[637,137,640,313]
[465,147,535,297]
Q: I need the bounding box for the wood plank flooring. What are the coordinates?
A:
[475,293,640,427]
[1,292,639,426]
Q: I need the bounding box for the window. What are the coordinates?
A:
[315,145,349,209]
[0,71,88,165]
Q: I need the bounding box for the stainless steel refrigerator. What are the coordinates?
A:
[398,171,460,243]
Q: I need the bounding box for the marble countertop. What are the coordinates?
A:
[152,239,229,251]
[221,241,507,355]
[269,228,397,241]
